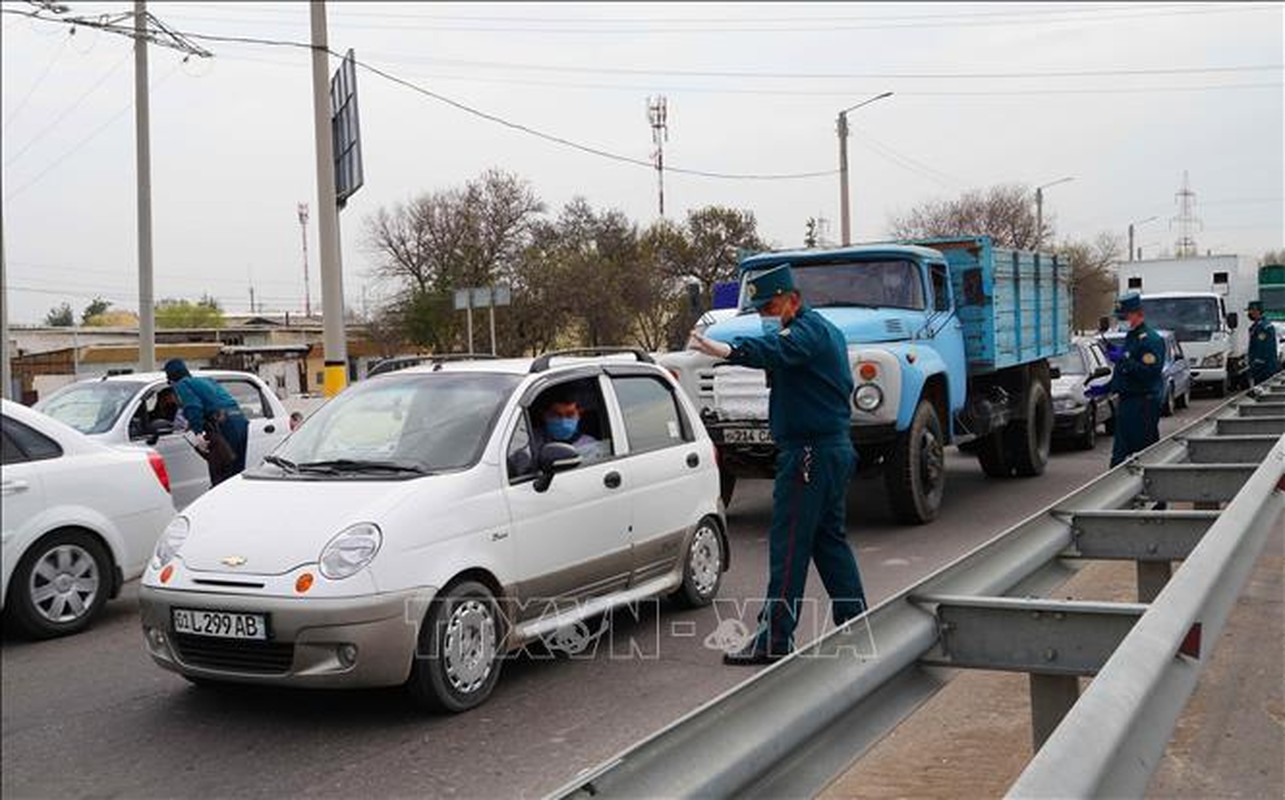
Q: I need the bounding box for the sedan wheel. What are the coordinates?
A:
[672,518,724,608]
[9,531,110,639]
[408,580,504,713]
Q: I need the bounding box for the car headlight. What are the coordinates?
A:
[153,516,190,566]
[1199,353,1225,368]
[853,384,883,412]
[1053,396,1082,412]
[319,523,382,580]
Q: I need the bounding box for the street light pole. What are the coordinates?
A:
[1033,176,1074,250]
[1127,215,1158,262]
[134,0,155,372]
[309,0,347,396]
[837,91,892,246]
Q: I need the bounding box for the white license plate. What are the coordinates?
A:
[172,608,268,641]
[722,427,774,444]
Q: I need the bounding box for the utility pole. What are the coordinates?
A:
[134,0,155,372]
[1034,176,1074,250]
[310,0,347,396]
[0,204,9,400]
[836,92,893,246]
[1171,170,1201,258]
[647,96,668,216]
[297,202,311,317]
[1128,215,1158,262]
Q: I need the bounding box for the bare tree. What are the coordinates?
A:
[1058,232,1123,331]
[1259,249,1285,267]
[888,183,1051,250]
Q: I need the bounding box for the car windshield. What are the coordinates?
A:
[267,372,520,476]
[1050,350,1087,376]
[741,259,925,311]
[1141,297,1221,342]
[35,381,145,434]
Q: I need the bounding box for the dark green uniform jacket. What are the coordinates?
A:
[1248,318,1280,383]
[1107,322,1166,467]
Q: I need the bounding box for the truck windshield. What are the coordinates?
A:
[741,259,925,311]
[1141,297,1221,342]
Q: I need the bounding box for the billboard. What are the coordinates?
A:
[330,49,363,207]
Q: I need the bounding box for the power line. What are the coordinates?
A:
[3,24,72,132]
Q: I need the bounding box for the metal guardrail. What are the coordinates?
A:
[550,376,1285,799]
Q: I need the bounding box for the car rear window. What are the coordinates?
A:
[612,376,692,453]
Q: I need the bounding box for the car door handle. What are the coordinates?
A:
[603,471,622,489]
[1,480,29,495]
[264,425,275,434]
[686,453,700,468]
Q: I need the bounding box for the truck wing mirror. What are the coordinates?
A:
[1226,312,1239,330]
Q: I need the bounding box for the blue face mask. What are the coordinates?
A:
[761,315,784,336]
[545,416,579,442]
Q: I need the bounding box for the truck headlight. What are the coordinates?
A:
[319,523,382,580]
[1199,353,1225,368]
[153,516,190,567]
[854,384,883,412]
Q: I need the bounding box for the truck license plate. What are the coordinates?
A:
[172,608,268,640]
[723,428,774,444]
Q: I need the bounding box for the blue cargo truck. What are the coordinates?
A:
[661,236,1072,524]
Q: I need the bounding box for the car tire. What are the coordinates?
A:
[407,580,504,714]
[1074,406,1097,451]
[1175,387,1190,410]
[6,530,111,639]
[1161,383,1175,417]
[1005,380,1052,477]
[975,429,1012,477]
[671,516,724,608]
[885,400,946,524]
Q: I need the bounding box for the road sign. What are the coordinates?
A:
[330,49,363,207]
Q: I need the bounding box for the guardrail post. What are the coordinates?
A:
[1030,674,1079,750]
[1136,561,1172,603]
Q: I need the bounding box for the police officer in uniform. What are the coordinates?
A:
[1246,300,1280,385]
[1089,293,1166,467]
[688,264,868,664]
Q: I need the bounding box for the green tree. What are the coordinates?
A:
[44,302,73,327]
[155,295,225,329]
[81,296,111,324]
[804,217,819,248]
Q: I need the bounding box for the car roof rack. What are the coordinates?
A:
[530,347,655,373]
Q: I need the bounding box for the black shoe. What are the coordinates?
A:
[722,642,789,666]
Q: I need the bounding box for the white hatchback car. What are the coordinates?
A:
[138,350,726,712]
[2,399,174,638]
[36,370,289,509]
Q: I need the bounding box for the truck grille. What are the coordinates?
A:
[172,634,295,674]
[713,366,769,420]
[885,319,905,335]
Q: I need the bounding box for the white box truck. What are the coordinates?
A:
[1117,255,1256,395]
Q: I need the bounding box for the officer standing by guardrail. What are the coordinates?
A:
[1246,300,1280,385]
[688,264,867,664]
[1089,292,1165,468]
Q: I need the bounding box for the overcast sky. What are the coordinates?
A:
[2,1,1282,324]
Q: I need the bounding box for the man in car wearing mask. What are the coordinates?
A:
[535,387,601,461]
[688,263,867,665]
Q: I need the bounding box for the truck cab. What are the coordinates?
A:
[662,236,1068,525]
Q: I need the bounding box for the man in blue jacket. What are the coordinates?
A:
[1246,300,1280,385]
[689,264,867,664]
[164,359,249,486]
[1090,293,1166,468]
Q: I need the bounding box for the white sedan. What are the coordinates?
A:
[36,370,289,509]
[2,399,175,638]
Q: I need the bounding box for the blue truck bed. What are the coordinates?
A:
[915,236,1071,374]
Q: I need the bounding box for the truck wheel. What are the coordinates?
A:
[718,468,737,508]
[1005,381,1052,477]
[975,430,1012,477]
[885,400,946,524]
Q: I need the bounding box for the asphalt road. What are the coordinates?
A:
[1,396,1222,799]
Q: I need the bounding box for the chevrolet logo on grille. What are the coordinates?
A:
[220,556,248,567]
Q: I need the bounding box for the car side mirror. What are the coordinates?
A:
[1086,366,1112,383]
[144,418,174,445]
[1226,312,1239,330]
[1048,365,1062,380]
[533,442,581,493]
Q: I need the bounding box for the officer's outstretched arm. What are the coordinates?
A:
[730,325,818,370]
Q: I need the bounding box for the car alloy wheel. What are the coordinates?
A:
[29,544,100,625]
[673,517,724,608]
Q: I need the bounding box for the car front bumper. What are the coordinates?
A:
[1053,405,1090,435]
[139,585,425,688]
[1189,367,1227,384]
